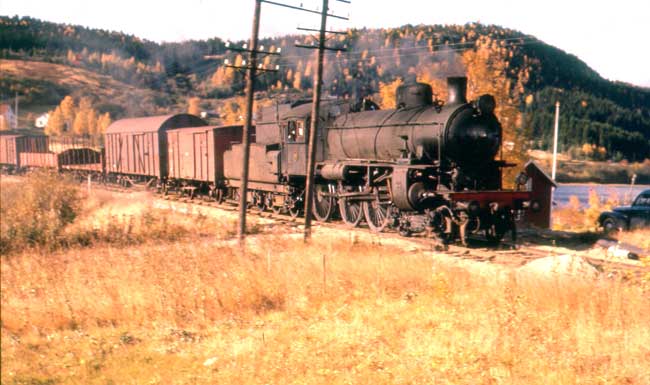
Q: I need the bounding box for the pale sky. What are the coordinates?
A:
[1,0,649,87]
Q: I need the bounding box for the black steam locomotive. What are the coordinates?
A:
[222,76,532,243]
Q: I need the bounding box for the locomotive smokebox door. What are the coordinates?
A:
[524,161,556,229]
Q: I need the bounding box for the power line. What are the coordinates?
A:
[277,35,538,61]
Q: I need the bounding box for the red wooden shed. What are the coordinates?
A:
[524,161,557,229]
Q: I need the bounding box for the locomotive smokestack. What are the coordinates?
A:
[447,76,467,105]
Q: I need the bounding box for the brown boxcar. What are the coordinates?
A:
[167,125,246,184]
[104,114,206,180]
[0,130,49,167]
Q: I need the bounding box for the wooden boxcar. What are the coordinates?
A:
[166,125,245,185]
[0,130,49,168]
[104,114,206,180]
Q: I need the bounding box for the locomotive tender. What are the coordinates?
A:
[1,76,537,244]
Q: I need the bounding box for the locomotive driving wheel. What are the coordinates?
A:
[338,185,363,227]
[312,184,335,222]
[363,185,393,232]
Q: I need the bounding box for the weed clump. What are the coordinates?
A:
[1,171,80,255]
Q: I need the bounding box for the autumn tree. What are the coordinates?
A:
[97,112,112,135]
[210,66,235,88]
[72,110,87,136]
[188,97,201,116]
[462,38,529,188]
[59,95,76,132]
[378,78,403,109]
[45,96,107,139]
[45,107,65,136]
[220,97,245,125]
[293,72,302,90]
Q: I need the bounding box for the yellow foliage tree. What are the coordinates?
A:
[59,95,76,131]
[293,72,302,90]
[188,97,201,116]
[211,66,234,88]
[462,39,527,188]
[86,109,98,137]
[97,113,112,135]
[378,78,403,109]
[72,109,88,136]
[220,97,245,125]
[45,107,65,136]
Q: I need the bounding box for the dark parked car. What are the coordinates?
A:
[598,189,650,233]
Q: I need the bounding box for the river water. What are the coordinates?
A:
[554,184,649,207]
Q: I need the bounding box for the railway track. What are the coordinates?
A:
[141,186,649,280]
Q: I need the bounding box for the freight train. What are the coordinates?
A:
[1,76,542,244]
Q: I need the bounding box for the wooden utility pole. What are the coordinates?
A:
[238,0,262,242]
[303,0,330,241]
[292,0,348,241]
[14,92,19,129]
[551,101,560,181]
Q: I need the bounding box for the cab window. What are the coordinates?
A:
[286,120,309,143]
[633,194,650,207]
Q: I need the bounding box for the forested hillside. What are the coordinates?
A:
[1,16,648,161]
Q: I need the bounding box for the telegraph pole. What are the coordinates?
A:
[551,101,560,181]
[14,92,19,129]
[237,0,262,243]
[291,0,348,241]
[303,0,329,241]
[212,1,279,242]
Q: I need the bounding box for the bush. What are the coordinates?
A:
[0,170,80,255]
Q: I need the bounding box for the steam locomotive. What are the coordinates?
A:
[216,75,532,243]
[1,76,537,244]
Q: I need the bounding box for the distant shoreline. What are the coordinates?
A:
[557,182,650,187]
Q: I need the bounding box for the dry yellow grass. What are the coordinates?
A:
[2,236,650,384]
[2,175,650,384]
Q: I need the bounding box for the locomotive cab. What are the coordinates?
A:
[282,118,309,176]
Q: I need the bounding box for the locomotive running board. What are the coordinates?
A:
[448,190,532,207]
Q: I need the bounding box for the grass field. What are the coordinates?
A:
[2,172,649,384]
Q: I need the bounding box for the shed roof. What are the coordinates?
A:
[525,160,557,188]
[105,114,207,134]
